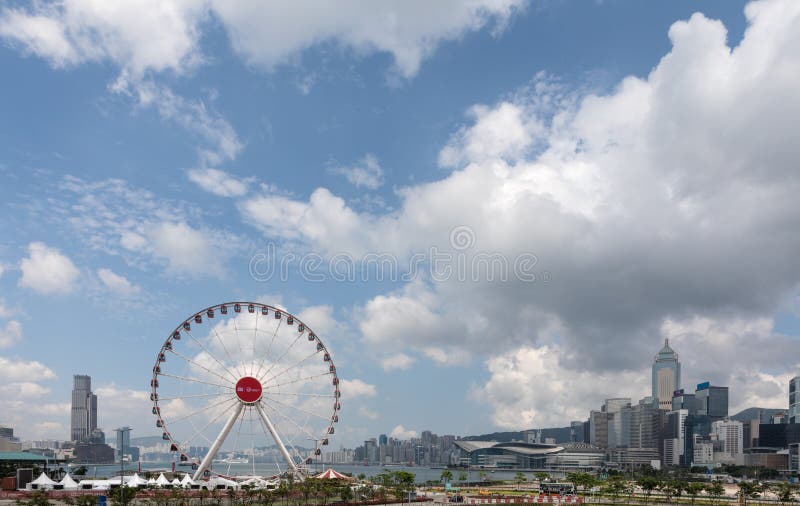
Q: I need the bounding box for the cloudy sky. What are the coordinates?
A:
[1,0,799,447]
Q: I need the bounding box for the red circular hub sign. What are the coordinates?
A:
[235,376,263,403]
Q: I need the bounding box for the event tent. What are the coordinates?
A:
[58,474,79,490]
[313,469,353,480]
[29,472,57,490]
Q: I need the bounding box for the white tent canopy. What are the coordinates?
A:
[146,478,157,486]
[207,476,239,489]
[29,472,57,490]
[155,473,171,487]
[126,474,148,487]
[180,474,194,487]
[171,478,182,487]
[59,474,79,490]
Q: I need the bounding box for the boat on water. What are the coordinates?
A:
[213,457,249,464]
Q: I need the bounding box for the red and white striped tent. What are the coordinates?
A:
[313,469,354,480]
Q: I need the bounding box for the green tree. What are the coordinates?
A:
[340,483,354,504]
[706,480,725,506]
[534,472,549,483]
[604,476,631,505]
[514,472,527,490]
[775,482,797,506]
[738,481,761,505]
[108,487,137,506]
[440,470,453,486]
[391,471,415,503]
[685,481,705,505]
[636,476,659,503]
[72,466,88,476]
[457,472,467,484]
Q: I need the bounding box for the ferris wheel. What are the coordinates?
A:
[150,302,340,480]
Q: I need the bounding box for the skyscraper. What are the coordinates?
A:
[695,382,729,421]
[790,376,800,424]
[652,339,681,410]
[71,375,97,443]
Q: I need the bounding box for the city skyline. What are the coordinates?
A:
[1,0,800,450]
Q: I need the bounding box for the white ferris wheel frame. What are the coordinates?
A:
[149,302,341,481]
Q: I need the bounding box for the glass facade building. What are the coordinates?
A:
[790,377,800,424]
[652,339,680,410]
[70,375,97,443]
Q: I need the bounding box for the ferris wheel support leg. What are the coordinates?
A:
[256,401,300,475]
[193,402,244,481]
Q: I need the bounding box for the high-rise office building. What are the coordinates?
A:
[71,375,97,443]
[790,377,800,424]
[115,427,131,462]
[711,419,743,455]
[672,390,697,415]
[629,397,659,449]
[663,409,692,467]
[652,339,681,410]
[696,382,729,421]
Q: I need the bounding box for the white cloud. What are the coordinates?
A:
[380,353,416,372]
[95,384,152,430]
[0,299,13,319]
[0,320,23,348]
[208,1,526,79]
[0,357,56,382]
[473,345,649,429]
[97,268,141,296]
[187,168,251,197]
[0,381,50,398]
[148,221,226,277]
[112,79,242,167]
[330,154,385,190]
[18,242,80,295]
[0,0,206,76]
[340,379,377,398]
[390,424,418,439]
[297,305,337,336]
[0,0,526,80]
[54,176,246,279]
[238,1,800,391]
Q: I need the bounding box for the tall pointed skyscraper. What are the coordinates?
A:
[71,375,98,442]
[652,339,680,410]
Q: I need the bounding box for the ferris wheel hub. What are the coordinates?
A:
[235,376,263,404]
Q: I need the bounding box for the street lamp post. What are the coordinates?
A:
[115,427,132,504]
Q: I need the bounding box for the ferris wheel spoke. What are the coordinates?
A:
[233,319,246,373]
[167,348,236,386]
[255,401,300,474]
[159,392,231,401]
[179,396,241,446]
[161,394,238,426]
[183,329,241,383]
[158,371,235,390]
[261,397,326,440]
[252,318,283,381]
[266,391,336,398]
[261,349,322,386]
[192,402,245,481]
[212,326,248,379]
[268,371,333,390]
[262,394,334,422]
[257,330,305,382]
[250,309,261,377]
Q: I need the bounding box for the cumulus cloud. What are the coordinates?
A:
[0,0,526,80]
[187,168,251,197]
[330,154,385,190]
[97,268,141,296]
[0,357,56,381]
[380,353,416,372]
[340,379,377,398]
[0,0,206,76]
[297,305,337,335]
[236,0,800,423]
[148,221,227,277]
[18,242,80,294]
[390,424,418,439]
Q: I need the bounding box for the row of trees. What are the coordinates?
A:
[563,472,800,506]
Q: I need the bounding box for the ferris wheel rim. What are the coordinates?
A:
[150,301,340,478]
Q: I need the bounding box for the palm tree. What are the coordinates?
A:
[457,472,467,484]
[440,470,453,487]
[514,472,526,490]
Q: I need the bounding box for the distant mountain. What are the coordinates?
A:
[462,426,573,444]
[731,407,785,422]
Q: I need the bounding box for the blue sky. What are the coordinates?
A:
[2,0,800,448]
